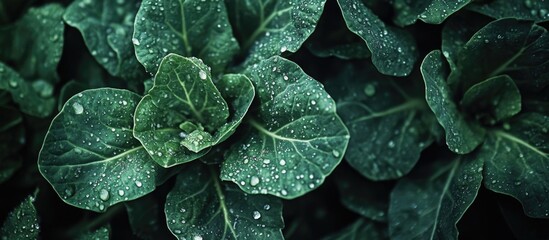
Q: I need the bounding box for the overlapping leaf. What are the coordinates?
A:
[469,0,549,22]
[39,89,169,212]
[392,0,471,26]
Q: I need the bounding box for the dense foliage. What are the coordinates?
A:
[1,0,549,239]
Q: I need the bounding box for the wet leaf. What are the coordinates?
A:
[0,194,40,239]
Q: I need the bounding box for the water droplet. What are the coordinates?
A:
[388,141,395,148]
[72,102,84,115]
[279,159,286,166]
[8,78,18,88]
[250,176,260,186]
[99,189,110,201]
[64,186,74,197]
[364,84,376,96]
[263,204,271,210]
[199,70,207,80]
[332,150,340,158]
[135,180,143,187]
[132,38,140,46]
[118,189,125,196]
[193,236,203,240]
[280,46,287,52]
[253,211,261,219]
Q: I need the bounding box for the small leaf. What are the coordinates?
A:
[324,219,388,240]
[0,194,40,239]
[461,75,521,124]
[64,0,146,80]
[165,164,284,240]
[39,88,169,212]
[77,225,110,240]
[421,50,485,154]
[337,0,418,76]
[326,63,434,180]
[448,19,549,93]
[134,0,238,74]
[392,0,471,26]
[468,0,549,23]
[221,56,349,199]
[226,0,327,65]
[482,113,549,218]
[389,155,483,240]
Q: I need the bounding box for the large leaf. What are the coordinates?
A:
[0,106,24,183]
[64,0,146,80]
[468,0,549,23]
[326,63,434,180]
[421,50,485,154]
[389,155,483,240]
[0,194,40,239]
[134,54,254,167]
[392,0,471,26]
[165,164,284,240]
[460,75,521,124]
[39,88,169,212]
[482,113,549,218]
[221,56,349,199]
[448,19,549,93]
[226,0,326,65]
[337,0,418,76]
[134,0,238,74]
[324,219,388,240]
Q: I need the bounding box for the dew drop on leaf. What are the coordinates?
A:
[253,211,261,219]
[99,189,109,201]
[72,102,84,115]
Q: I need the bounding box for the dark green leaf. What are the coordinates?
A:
[324,219,388,240]
[337,0,418,76]
[226,0,326,65]
[134,0,238,74]
[448,19,549,93]
[308,42,370,60]
[0,106,24,183]
[482,113,549,218]
[460,75,521,124]
[58,81,88,111]
[0,194,40,239]
[64,0,146,80]
[126,195,172,240]
[392,0,471,26]
[326,63,434,180]
[221,56,349,199]
[77,225,110,240]
[165,164,284,240]
[468,0,549,22]
[39,88,169,212]
[389,155,483,240]
[421,50,485,154]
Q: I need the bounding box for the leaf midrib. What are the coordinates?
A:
[209,166,238,239]
[493,130,548,157]
[429,160,460,240]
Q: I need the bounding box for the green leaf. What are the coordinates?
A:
[64,0,146,80]
[389,155,483,240]
[221,56,349,199]
[58,81,88,111]
[324,219,388,240]
[0,4,64,83]
[0,106,24,183]
[165,164,284,240]
[226,0,326,65]
[38,88,169,212]
[334,166,390,222]
[308,42,370,60]
[77,225,110,240]
[134,0,238,74]
[337,0,418,76]
[461,75,521,124]
[392,0,471,26]
[126,195,172,240]
[482,113,549,218]
[448,19,549,93]
[133,54,233,167]
[326,63,434,180]
[0,194,40,239]
[498,195,549,240]
[421,50,485,154]
[468,0,549,23]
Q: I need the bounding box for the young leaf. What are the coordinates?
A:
[226,0,326,65]
[482,113,549,218]
[77,225,110,240]
[392,0,471,26]
[421,50,485,154]
[326,63,434,180]
[165,164,284,240]
[133,54,249,167]
[39,88,169,212]
[389,155,483,240]
[324,219,388,240]
[64,0,146,80]
[134,0,238,74]
[448,19,549,93]
[468,0,549,22]
[221,56,349,199]
[337,0,418,76]
[460,75,521,124]
[0,194,40,239]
